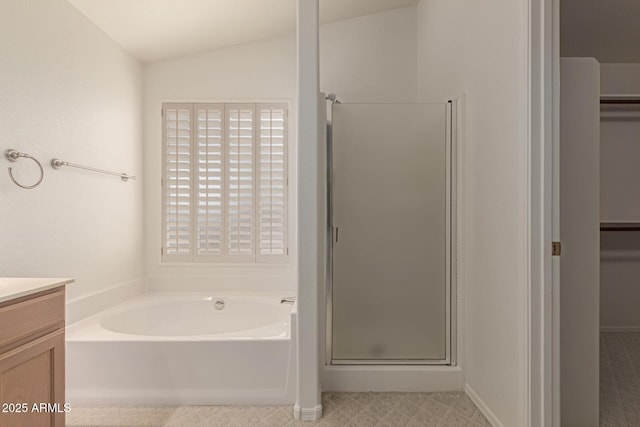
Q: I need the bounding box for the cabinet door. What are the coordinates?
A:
[0,330,65,427]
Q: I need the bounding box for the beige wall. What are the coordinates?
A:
[0,0,144,302]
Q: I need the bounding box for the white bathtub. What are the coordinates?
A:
[66,292,297,405]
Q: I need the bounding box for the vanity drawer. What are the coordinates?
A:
[0,288,64,349]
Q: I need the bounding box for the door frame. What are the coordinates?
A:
[528,0,560,425]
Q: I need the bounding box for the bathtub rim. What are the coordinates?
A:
[66,291,295,343]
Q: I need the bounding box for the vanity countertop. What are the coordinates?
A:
[0,277,74,304]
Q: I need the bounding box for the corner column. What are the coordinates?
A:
[295,0,322,421]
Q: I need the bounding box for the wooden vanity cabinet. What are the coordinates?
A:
[0,287,65,427]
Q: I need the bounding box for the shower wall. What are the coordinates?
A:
[143,6,418,293]
[0,0,144,318]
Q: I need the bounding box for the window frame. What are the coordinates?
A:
[161,101,289,264]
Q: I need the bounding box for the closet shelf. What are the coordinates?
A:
[600,222,640,231]
[601,95,640,104]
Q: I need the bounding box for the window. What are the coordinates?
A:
[162,102,288,263]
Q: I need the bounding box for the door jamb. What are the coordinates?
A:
[528,0,559,425]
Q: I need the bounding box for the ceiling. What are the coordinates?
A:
[561,0,640,63]
[67,0,417,63]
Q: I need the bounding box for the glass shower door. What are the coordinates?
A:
[331,103,451,363]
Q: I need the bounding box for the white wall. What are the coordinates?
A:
[296,0,322,417]
[600,243,640,329]
[601,64,640,94]
[600,63,640,330]
[143,35,298,293]
[320,7,417,103]
[143,6,418,293]
[417,1,528,426]
[0,0,144,310]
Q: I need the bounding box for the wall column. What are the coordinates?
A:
[295,0,322,421]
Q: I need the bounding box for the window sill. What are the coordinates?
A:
[155,262,292,268]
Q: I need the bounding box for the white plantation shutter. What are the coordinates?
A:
[163,104,192,261]
[162,102,288,263]
[225,104,255,261]
[257,104,288,262]
[195,104,225,261]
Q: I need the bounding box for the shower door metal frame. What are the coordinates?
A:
[325,100,457,366]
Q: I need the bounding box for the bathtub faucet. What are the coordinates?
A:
[280,297,295,304]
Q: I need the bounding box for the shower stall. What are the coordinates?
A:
[326,99,456,365]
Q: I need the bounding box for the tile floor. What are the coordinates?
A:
[66,391,491,426]
[600,332,640,427]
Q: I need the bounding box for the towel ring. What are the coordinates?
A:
[5,149,44,189]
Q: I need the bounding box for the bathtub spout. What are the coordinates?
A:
[280,297,296,304]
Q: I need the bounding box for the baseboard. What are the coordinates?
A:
[601,326,640,332]
[293,404,322,421]
[322,365,463,392]
[66,277,147,324]
[464,384,503,427]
